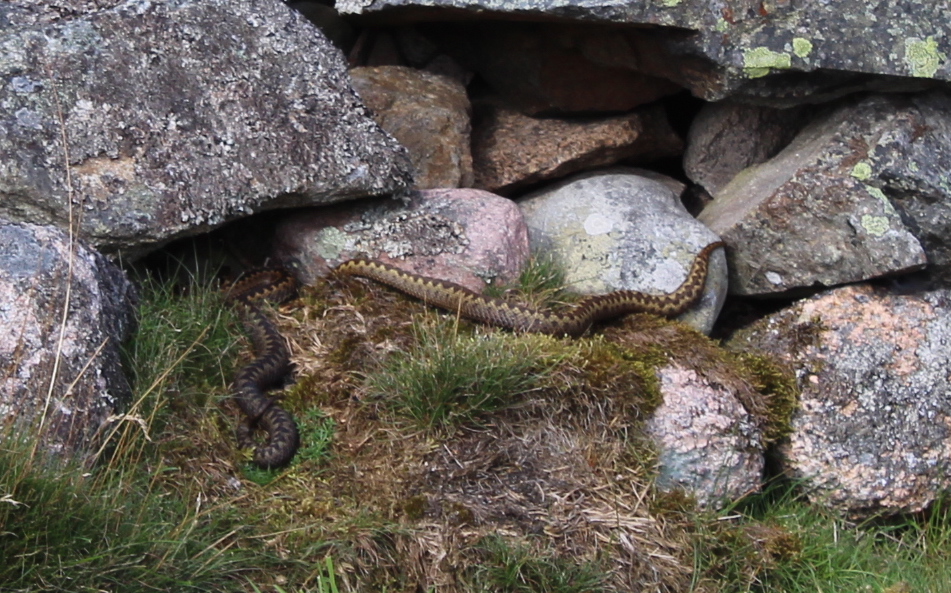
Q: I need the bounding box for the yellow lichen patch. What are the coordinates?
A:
[792,37,813,59]
[744,47,792,78]
[904,36,947,78]
[850,161,873,181]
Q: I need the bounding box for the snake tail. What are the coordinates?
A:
[228,268,300,469]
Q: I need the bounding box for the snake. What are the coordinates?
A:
[229,241,723,468]
[336,241,725,337]
[227,268,300,469]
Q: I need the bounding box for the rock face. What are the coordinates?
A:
[738,284,951,516]
[646,364,764,506]
[0,0,412,257]
[339,0,951,104]
[0,220,136,461]
[698,94,935,296]
[684,101,812,196]
[273,189,530,292]
[518,169,727,334]
[350,66,473,189]
[472,103,682,195]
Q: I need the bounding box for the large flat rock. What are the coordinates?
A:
[0,0,413,257]
[339,0,950,103]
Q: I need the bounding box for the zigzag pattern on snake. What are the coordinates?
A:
[336,241,725,338]
[229,240,723,468]
[227,268,300,469]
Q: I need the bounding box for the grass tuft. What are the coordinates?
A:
[483,253,572,310]
[367,320,563,429]
[686,481,951,592]
[0,267,256,592]
[468,535,609,593]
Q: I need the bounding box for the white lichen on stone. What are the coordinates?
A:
[583,212,615,235]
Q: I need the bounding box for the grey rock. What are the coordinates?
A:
[0,219,136,462]
[684,101,813,196]
[517,169,727,334]
[699,94,930,296]
[861,91,951,287]
[646,364,764,507]
[737,283,951,516]
[0,0,412,258]
[338,0,951,103]
[287,1,355,52]
[350,66,474,189]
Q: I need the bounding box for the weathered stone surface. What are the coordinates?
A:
[737,283,951,516]
[340,0,951,104]
[351,66,473,189]
[0,219,136,461]
[517,168,727,334]
[472,103,682,195]
[684,101,812,196]
[273,189,529,292]
[0,0,412,258]
[287,1,356,52]
[646,364,763,506]
[859,91,951,288]
[421,22,683,114]
[698,94,930,296]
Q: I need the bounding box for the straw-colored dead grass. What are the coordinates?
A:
[215,273,747,592]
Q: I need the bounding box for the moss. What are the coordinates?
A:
[572,336,664,416]
[650,487,699,516]
[326,333,367,366]
[283,372,323,405]
[402,494,428,520]
[732,352,800,444]
[445,501,475,526]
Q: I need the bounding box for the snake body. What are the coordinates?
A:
[228,268,300,469]
[336,241,725,337]
[229,241,723,468]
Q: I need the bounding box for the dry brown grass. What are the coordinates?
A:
[200,271,784,592]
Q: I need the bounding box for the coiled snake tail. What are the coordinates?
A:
[228,268,300,469]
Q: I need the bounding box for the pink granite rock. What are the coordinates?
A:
[739,283,951,516]
[274,189,529,292]
[646,364,764,506]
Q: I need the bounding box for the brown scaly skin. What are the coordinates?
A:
[227,268,300,469]
[336,241,725,337]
